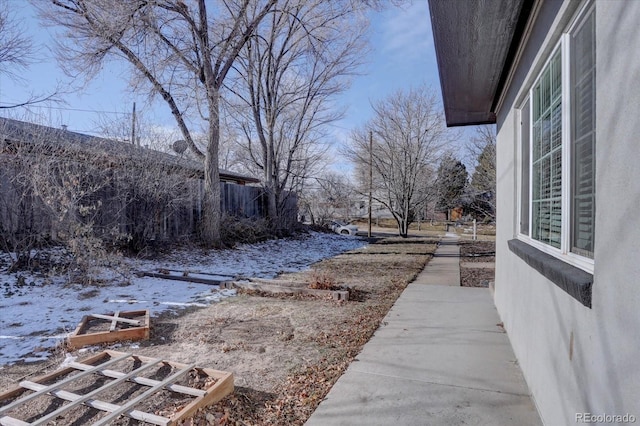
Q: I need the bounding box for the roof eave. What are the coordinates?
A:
[429,0,535,127]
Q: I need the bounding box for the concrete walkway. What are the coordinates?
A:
[411,234,460,286]
[306,234,541,426]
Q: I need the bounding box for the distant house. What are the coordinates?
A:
[430,1,639,425]
[0,117,260,186]
[0,117,268,244]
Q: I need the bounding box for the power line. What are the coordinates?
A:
[0,102,130,115]
[325,122,353,131]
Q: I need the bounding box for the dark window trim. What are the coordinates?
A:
[507,239,592,308]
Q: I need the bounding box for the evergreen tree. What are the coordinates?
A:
[468,127,496,220]
[435,154,468,219]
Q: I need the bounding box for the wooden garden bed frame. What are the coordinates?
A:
[67,310,150,349]
[225,278,350,301]
[0,350,234,425]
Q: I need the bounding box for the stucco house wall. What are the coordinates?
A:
[494,1,640,424]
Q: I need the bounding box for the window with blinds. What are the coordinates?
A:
[571,11,596,259]
[532,50,562,249]
[517,4,595,271]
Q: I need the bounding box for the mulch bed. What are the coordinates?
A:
[459,240,495,263]
[459,240,496,288]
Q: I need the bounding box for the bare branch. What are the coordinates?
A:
[0,2,35,78]
[231,0,368,231]
[345,85,453,236]
[38,0,286,246]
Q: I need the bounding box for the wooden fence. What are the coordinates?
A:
[0,117,300,250]
[0,154,296,249]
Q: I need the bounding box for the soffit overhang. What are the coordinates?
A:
[429,0,534,126]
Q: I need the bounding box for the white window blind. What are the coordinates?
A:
[571,11,596,258]
[532,50,562,248]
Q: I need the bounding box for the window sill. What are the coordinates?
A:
[507,239,592,308]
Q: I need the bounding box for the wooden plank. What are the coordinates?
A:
[67,311,149,349]
[232,281,313,295]
[248,278,307,286]
[31,358,163,425]
[0,350,234,426]
[68,326,148,349]
[109,310,121,331]
[230,281,349,301]
[104,351,230,381]
[91,313,141,327]
[0,351,109,403]
[0,353,131,414]
[18,382,169,426]
[459,261,495,269]
[165,269,235,278]
[169,369,234,424]
[140,271,227,285]
[92,363,196,426]
[0,415,29,426]
[67,362,206,397]
[70,315,89,341]
[143,309,151,340]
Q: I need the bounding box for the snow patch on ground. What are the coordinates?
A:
[0,232,365,366]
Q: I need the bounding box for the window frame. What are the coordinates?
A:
[516,3,595,274]
[569,8,596,260]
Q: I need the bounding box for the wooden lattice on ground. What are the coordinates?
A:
[67,310,150,349]
[0,350,234,425]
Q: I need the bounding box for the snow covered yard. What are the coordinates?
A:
[0,232,366,366]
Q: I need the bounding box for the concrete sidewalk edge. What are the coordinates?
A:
[305,235,541,426]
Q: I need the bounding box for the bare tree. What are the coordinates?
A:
[346,86,452,237]
[298,171,357,225]
[0,116,200,269]
[229,0,367,233]
[0,1,58,109]
[0,3,34,79]
[38,0,281,247]
[0,140,47,270]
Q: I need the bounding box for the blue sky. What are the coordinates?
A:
[0,1,477,168]
[336,1,438,126]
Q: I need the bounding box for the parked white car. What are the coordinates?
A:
[330,220,359,236]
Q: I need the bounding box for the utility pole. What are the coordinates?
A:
[368,130,373,238]
[131,102,137,146]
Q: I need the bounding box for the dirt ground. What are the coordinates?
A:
[0,236,497,425]
[459,240,496,288]
[0,236,442,425]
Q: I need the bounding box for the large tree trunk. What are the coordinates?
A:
[202,91,222,247]
[268,186,278,230]
[203,152,221,247]
[401,203,411,237]
[264,140,281,233]
[399,219,409,238]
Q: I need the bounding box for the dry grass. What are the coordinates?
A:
[307,271,338,290]
[199,239,437,424]
[0,238,437,426]
[168,238,434,424]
